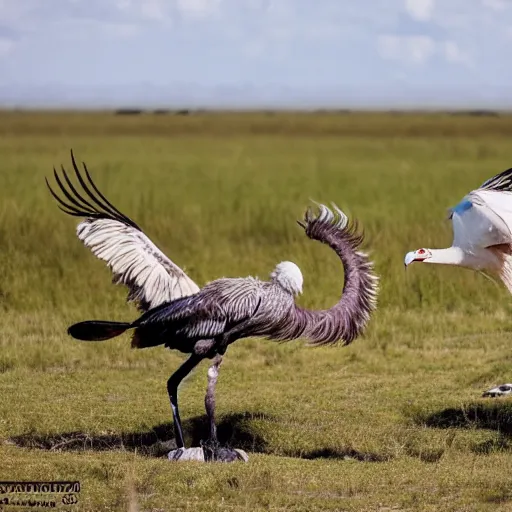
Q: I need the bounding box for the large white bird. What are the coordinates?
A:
[404,167,512,398]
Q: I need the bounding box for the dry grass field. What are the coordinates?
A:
[1,110,512,511]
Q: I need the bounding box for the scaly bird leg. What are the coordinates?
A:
[205,354,223,444]
[167,353,203,449]
[201,354,247,462]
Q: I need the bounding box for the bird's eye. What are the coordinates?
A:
[499,385,511,392]
[418,249,425,255]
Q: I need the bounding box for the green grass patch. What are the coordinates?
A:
[1,110,512,511]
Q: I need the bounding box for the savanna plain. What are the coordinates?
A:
[2,110,512,512]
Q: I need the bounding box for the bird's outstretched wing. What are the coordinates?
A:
[449,192,512,251]
[478,168,512,192]
[46,150,200,312]
[446,168,512,221]
[446,169,512,250]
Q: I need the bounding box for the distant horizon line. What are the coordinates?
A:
[1,106,512,114]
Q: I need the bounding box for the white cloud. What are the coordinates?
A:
[444,40,473,67]
[114,0,173,22]
[404,0,434,21]
[266,25,293,42]
[378,34,475,68]
[140,0,167,20]
[378,34,435,64]
[244,39,266,57]
[115,0,225,22]
[175,0,223,19]
[100,21,139,38]
[303,23,340,42]
[0,0,512,105]
[482,0,508,11]
[0,37,14,57]
[0,0,39,27]
[265,0,293,19]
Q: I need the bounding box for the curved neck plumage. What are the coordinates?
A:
[269,210,379,346]
[298,221,378,345]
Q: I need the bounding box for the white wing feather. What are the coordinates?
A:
[77,218,199,311]
[470,190,512,237]
[451,189,512,251]
[47,151,200,312]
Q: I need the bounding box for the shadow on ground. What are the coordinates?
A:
[411,400,512,454]
[8,411,388,462]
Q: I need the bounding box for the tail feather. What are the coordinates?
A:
[68,320,131,341]
[487,245,512,295]
[498,256,512,295]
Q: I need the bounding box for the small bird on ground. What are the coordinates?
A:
[481,383,512,398]
[47,151,379,462]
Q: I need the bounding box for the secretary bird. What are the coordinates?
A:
[47,151,379,462]
[404,167,512,398]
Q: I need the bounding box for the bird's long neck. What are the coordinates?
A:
[424,247,468,265]
[425,247,495,269]
[268,212,379,346]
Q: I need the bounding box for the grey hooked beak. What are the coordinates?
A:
[404,251,416,268]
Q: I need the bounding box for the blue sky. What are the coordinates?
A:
[1,0,512,108]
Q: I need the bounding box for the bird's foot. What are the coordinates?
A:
[167,446,204,461]
[167,443,248,462]
[200,439,249,462]
[482,383,512,398]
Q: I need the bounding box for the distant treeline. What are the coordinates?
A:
[115,108,192,116]
[113,108,504,117]
[3,109,512,138]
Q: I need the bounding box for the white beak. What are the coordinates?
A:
[404,251,416,267]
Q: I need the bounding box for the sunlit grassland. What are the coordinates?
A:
[2,110,512,511]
